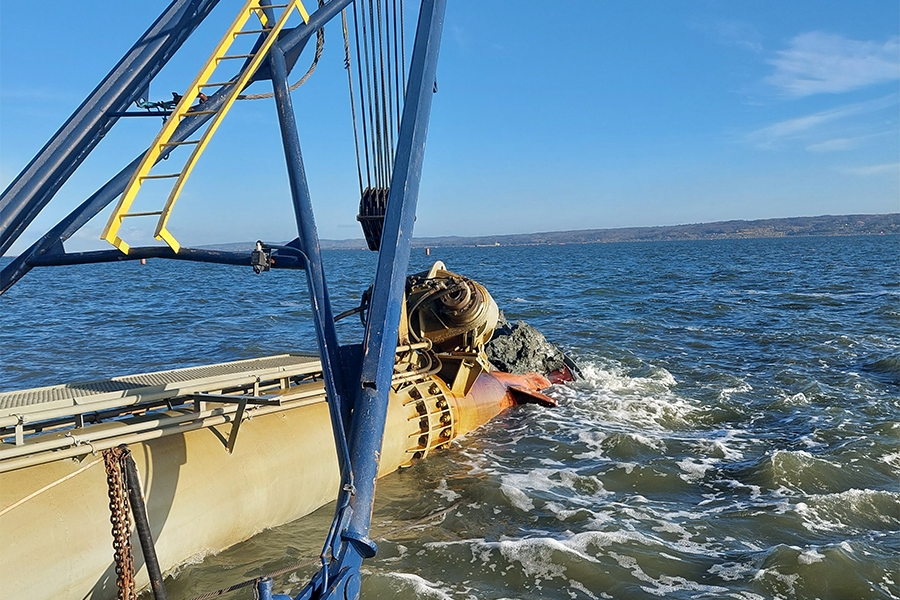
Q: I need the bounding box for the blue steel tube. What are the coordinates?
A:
[0,86,236,294]
[0,1,346,295]
[0,0,221,257]
[269,46,352,470]
[342,0,447,573]
[276,0,355,71]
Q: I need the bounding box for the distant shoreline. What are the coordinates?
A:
[316,213,899,251]
[180,213,900,253]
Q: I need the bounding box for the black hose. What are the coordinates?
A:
[121,447,168,600]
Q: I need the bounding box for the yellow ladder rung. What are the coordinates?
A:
[140,174,181,180]
[103,0,310,255]
[161,140,200,147]
[121,211,163,217]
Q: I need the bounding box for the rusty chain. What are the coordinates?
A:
[104,445,138,600]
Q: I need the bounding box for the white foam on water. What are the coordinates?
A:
[571,430,609,460]
[718,381,752,402]
[708,560,758,581]
[551,360,701,432]
[640,574,732,598]
[781,392,810,406]
[573,361,677,394]
[382,572,454,599]
[651,519,692,537]
[676,458,715,482]
[567,579,600,599]
[675,433,747,481]
[564,528,683,555]
[881,451,900,469]
[752,568,801,596]
[544,501,588,522]
[499,482,534,512]
[608,551,731,597]
[165,548,217,579]
[658,551,682,561]
[797,548,825,564]
[707,432,747,461]
[632,432,668,452]
[490,537,575,583]
[436,536,603,589]
[498,467,612,513]
[431,531,636,565]
[606,506,729,556]
[795,488,900,532]
[434,479,461,502]
[798,433,825,448]
[419,526,761,597]
[419,353,897,598]
[729,592,767,600]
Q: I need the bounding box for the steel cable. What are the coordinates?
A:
[238,1,326,101]
[342,9,365,194]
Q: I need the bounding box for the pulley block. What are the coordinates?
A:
[356,187,389,251]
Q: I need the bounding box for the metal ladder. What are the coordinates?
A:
[101,0,309,254]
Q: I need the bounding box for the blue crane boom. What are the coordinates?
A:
[0,1,447,599]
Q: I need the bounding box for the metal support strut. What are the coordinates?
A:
[290,0,446,597]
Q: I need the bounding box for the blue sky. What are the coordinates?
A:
[1,1,898,254]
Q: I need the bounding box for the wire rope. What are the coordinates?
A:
[351,0,372,190]
[237,1,326,101]
[342,9,365,195]
[342,0,409,248]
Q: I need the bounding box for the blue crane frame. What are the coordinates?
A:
[0,0,447,598]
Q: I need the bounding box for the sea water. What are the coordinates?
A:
[1,235,898,599]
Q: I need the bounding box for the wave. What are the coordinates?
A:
[796,488,900,533]
[549,360,700,432]
[863,353,900,386]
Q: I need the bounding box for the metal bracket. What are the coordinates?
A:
[14,417,24,446]
[189,392,282,453]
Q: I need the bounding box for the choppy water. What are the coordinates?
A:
[2,235,898,599]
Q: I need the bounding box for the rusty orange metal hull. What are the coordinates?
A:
[452,371,555,435]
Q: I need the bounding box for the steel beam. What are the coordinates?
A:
[269,46,353,482]
[295,1,446,597]
[0,0,222,256]
[24,246,305,269]
[0,1,345,295]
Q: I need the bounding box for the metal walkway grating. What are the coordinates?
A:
[0,354,321,416]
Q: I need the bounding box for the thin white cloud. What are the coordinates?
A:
[805,131,893,153]
[717,21,763,53]
[805,137,860,152]
[836,162,900,177]
[691,19,763,53]
[744,94,898,148]
[766,32,900,97]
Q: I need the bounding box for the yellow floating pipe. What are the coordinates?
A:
[0,369,552,600]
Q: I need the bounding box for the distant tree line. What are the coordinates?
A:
[207,214,899,251]
[316,213,900,249]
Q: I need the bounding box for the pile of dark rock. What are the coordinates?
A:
[485,313,579,383]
